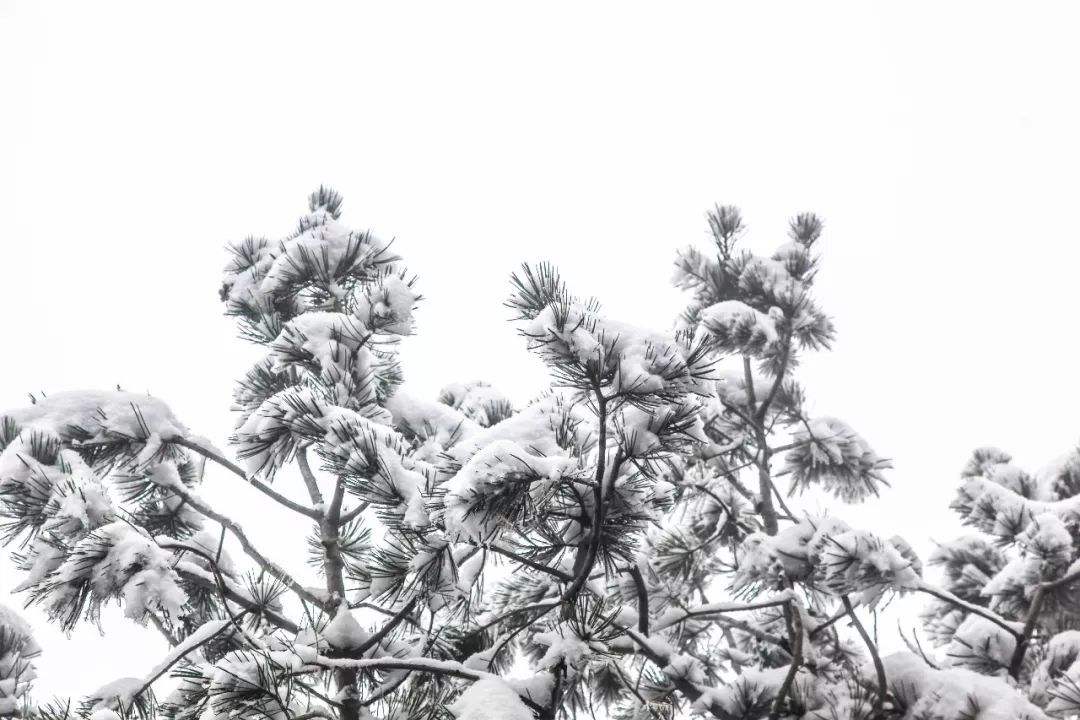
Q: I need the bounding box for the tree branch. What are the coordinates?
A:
[769,602,803,720]
[915,581,1020,639]
[321,476,356,720]
[337,502,369,527]
[842,596,886,718]
[169,557,300,634]
[173,436,322,520]
[755,332,791,423]
[297,448,325,507]
[627,566,650,635]
[1006,565,1080,678]
[307,655,547,715]
[483,542,573,582]
[165,484,327,609]
[350,597,420,658]
[623,627,737,720]
[653,593,794,633]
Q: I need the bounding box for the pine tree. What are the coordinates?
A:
[0,190,1069,719]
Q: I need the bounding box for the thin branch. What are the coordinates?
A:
[915,581,1019,639]
[164,484,327,609]
[173,436,322,520]
[627,566,650,635]
[337,502,369,527]
[297,449,325,507]
[765,472,797,521]
[484,542,574,582]
[129,617,240,703]
[350,597,420,657]
[611,662,664,720]
[755,332,792,423]
[653,593,794,632]
[169,557,300,634]
[842,596,886,718]
[897,623,939,670]
[685,483,754,534]
[147,612,181,646]
[1006,566,1080,678]
[306,655,546,715]
[467,599,561,639]
[289,712,336,720]
[808,607,847,639]
[740,355,781,536]
[623,627,736,720]
[321,475,355,720]
[742,355,758,417]
[769,602,803,720]
[563,388,625,609]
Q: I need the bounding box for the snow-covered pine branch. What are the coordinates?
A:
[0,192,1072,720]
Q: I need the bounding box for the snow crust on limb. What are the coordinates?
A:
[1031,631,1080,715]
[438,381,514,428]
[3,390,188,445]
[523,300,710,399]
[322,606,370,650]
[140,618,232,685]
[440,394,591,468]
[699,299,779,355]
[438,395,590,541]
[384,389,480,461]
[531,630,595,671]
[945,614,1021,673]
[883,652,1049,720]
[784,416,892,502]
[448,677,534,720]
[47,521,188,624]
[442,438,577,541]
[86,677,145,716]
[733,515,921,605]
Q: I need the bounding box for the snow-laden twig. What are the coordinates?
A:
[915,580,1020,639]
[621,626,738,720]
[1007,565,1080,678]
[653,591,794,632]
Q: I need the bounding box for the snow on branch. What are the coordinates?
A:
[7,195,1080,720]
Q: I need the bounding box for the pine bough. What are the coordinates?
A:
[0,191,1072,720]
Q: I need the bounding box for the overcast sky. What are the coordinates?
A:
[3,0,1080,699]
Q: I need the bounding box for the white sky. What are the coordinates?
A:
[3,0,1080,701]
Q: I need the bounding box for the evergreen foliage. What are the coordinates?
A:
[0,190,1072,720]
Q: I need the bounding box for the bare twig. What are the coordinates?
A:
[627,566,650,635]
[297,449,325,507]
[842,596,886,718]
[173,436,322,520]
